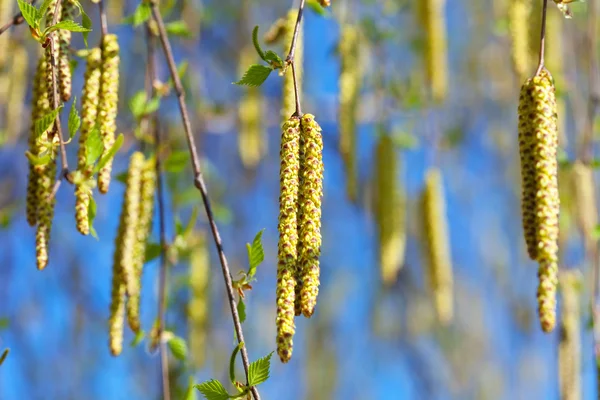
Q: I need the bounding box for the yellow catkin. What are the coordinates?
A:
[508,0,531,82]
[338,24,362,203]
[188,234,209,369]
[6,44,28,142]
[558,270,582,400]
[126,159,156,333]
[109,216,126,356]
[75,48,102,235]
[373,134,406,286]
[421,168,453,324]
[57,0,74,102]
[97,34,120,194]
[263,17,287,45]
[276,116,301,363]
[571,161,597,249]
[297,114,324,318]
[281,10,302,124]
[418,0,448,103]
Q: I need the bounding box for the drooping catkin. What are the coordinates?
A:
[421,168,453,324]
[373,134,406,286]
[109,216,126,356]
[238,47,265,169]
[0,0,12,69]
[508,0,531,82]
[276,116,301,363]
[338,25,362,203]
[97,34,120,194]
[75,48,102,235]
[418,0,448,103]
[57,0,75,102]
[281,10,302,124]
[297,113,324,318]
[558,270,582,400]
[571,161,597,250]
[188,234,209,369]
[126,159,156,333]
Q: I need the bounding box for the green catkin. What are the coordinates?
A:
[189,234,209,369]
[419,0,448,103]
[508,0,531,82]
[238,47,265,169]
[297,114,324,318]
[421,168,453,324]
[58,0,74,102]
[126,159,156,333]
[571,161,597,249]
[97,34,120,194]
[338,25,361,203]
[281,10,302,124]
[558,271,582,400]
[109,216,126,356]
[75,48,102,235]
[276,116,301,363]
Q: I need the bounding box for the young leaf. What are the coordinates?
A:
[306,0,328,16]
[130,330,146,347]
[45,20,91,34]
[85,125,103,166]
[165,150,189,173]
[246,229,265,279]
[237,299,246,324]
[17,0,39,30]
[88,195,98,239]
[144,242,161,263]
[229,342,244,386]
[165,20,192,37]
[25,151,52,166]
[184,378,198,400]
[234,65,272,87]
[263,50,283,69]
[38,0,54,19]
[81,9,92,46]
[144,97,161,115]
[93,133,124,174]
[35,106,63,138]
[252,25,266,61]
[0,348,8,366]
[168,335,188,361]
[248,352,273,387]
[68,99,81,140]
[115,171,128,184]
[129,91,147,119]
[123,2,152,26]
[195,380,229,400]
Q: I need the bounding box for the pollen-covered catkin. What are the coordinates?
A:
[276,116,301,363]
[508,0,531,82]
[109,215,126,356]
[571,161,597,250]
[421,168,453,324]
[281,9,302,123]
[57,0,75,102]
[126,159,156,333]
[35,158,56,270]
[338,25,362,203]
[97,34,120,194]
[238,47,265,169]
[418,0,448,102]
[75,48,102,235]
[298,114,324,318]
[558,271,582,400]
[188,234,209,369]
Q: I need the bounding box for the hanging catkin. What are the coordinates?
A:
[97,34,120,194]
[418,0,448,102]
[75,48,102,235]
[57,0,75,102]
[571,161,597,251]
[508,0,531,82]
[421,168,453,324]
[558,271,582,400]
[373,134,406,286]
[188,234,209,369]
[297,113,324,318]
[281,9,302,124]
[338,24,362,203]
[0,0,12,70]
[126,158,156,333]
[276,116,301,363]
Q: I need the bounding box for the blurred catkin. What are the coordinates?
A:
[6,44,28,142]
[75,48,102,235]
[188,234,209,369]
[373,134,406,286]
[558,271,582,400]
[281,9,302,123]
[509,0,531,82]
[338,24,362,203]
[97,34,120,194]
[421,168,453,324]
[276,116,301,363]
[418,0,448,102]
[0,0,12,69]
[571,161,597,251]
[58,0,75,102]
[297,114,324,318]
[109,219,126,356]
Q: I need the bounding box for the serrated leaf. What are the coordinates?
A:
[123,2,152,26]
[130,330,146,347]
[237,299,246,324]
[144,242,161,263]
[168,335,188,361]
[93,133,124,174]
[165,20,192,37]
[45,19,91,34]
[264,50,283,69]
[252,25,266,61]
[88,195,98,239]
[165,150,189,173]
[195,379,229,400]
[85,125,103,166]
[234,65,272,87]
[25,151,52,166]
[17,0,39,30]
[0,348,8,366]
[248,352,273,386]
[35,106,63,138]
[246,229,265,279]
[68,99,81,140]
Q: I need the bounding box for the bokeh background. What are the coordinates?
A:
[0,0,598,399]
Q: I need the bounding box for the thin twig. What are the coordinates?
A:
[0,0,37,35]
[535,0,549,76]
[285,0,306,117]
[98,0,108,37]
[149,3,260,399]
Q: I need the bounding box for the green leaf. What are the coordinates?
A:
[306,0,328,16]
[123,2,152,26]
[166,61,189,89]
[252,25,266,61]
[593,225,600,241]
[184,377,198,400]
[45,20,91,34]
[168,335,188,361]
[115,171,128,184]
[234,65,272,87]
[195,380,229,400]
[88,195,98,239]
[68,99,81,140]
[129,91,147,119]
[144,242,161,263]
[38,0,54,20]
[263,50,284,69]
[0,348,8,366]
[35,106,63,138]
[165,150,189,173]
[25,151,52,166]
[237,299,246,324]
[229,342,244,387]
[93,133,124,174]
[17,0,39,30]
[130,330,146,347]
[246,229,265,279]
[85,125,103,166]
[144,97,161,115]
[165,20,192,37]
[248,352,273,386]
[81,9,92,46]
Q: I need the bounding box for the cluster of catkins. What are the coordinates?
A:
[276,114,324,363]
[517,68,560,333]
[109,152,156,356]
